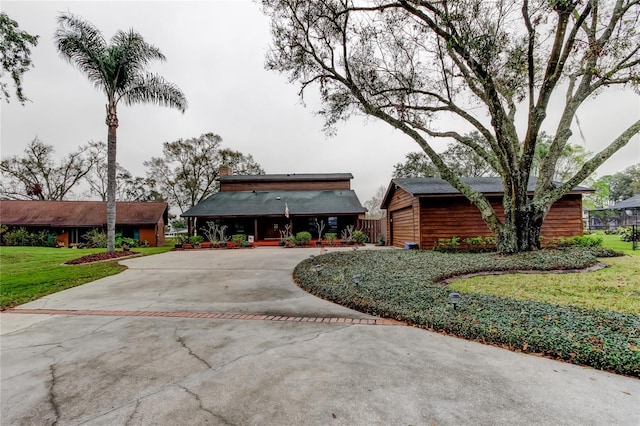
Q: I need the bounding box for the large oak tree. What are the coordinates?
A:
[144,133,265,213]
[55,13,187,252]
[263,0,640,253]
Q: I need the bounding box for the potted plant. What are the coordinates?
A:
[376,233,385,246]
[352,230,368,245]
[175,233,189,249]
[231,234,246,248]
[189,235,204,248]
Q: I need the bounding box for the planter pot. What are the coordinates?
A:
[174,243,183,249]
[201,242,211,249]
[184,244,193,249]
[278,241,286,247]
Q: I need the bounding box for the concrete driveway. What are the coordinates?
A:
[1,247,639,425]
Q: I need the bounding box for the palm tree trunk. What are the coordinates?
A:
[106,103,118,253]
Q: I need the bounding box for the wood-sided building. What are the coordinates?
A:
[0,200,169,247]
[381,177,592,249]
[181,172,367,242]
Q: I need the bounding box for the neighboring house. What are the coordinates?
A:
[381,177,593,249]
[0,200,168,247]
[588,194,640,231]
[181,172,367,242]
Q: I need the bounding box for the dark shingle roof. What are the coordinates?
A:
[219,173,353,182]
[182,190,366,217]
[392,177,592,196]
[607,194,640,210]
[0,201,168,227]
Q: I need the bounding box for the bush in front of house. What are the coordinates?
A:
[293,249,638,376]
[293,231,312,245]
[351,230,369,244]
[2,227,56,247]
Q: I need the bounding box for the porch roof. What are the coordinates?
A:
[182,190,366,217]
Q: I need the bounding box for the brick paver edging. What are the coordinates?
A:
[3,309,406,326]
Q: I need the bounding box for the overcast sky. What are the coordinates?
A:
[2,1,639,205]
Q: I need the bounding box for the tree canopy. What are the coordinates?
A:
[0,12,38,104]
[394,132,592,181]
[590,163,640,207]
[144,133,265,213]
[0,137,97,200]
[263,0,640,253]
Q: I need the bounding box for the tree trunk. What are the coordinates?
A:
[497,195,543,254]
[106,103,119,253]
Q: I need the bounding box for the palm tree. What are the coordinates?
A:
[55,13,187,252]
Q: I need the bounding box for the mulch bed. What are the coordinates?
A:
[64,251,140,265]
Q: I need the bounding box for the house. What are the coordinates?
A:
[381,177,592,249]
[588,194,640,231]
[181,171,367,242]
[0,200,169,247]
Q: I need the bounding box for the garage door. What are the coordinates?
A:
[391,207,414,248]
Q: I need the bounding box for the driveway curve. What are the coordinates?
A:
[2,247,639,425]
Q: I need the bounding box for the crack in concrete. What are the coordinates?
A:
[175,335,213,370]
[47,363,60,426]
[179,385,237,425]
[124,399,141,426]
[59,325,353,425]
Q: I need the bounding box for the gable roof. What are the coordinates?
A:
[219,173,353,183]
[0,201,168,227]
[382,177,593,208]
[182,190,366,217]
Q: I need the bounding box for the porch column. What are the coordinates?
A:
[254,218,258,241]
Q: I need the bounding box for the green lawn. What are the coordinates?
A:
[449,234,640,314]
[0,246,173,309]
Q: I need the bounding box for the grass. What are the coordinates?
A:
[0,246,173,309]
[449,235,640,314]
[293,247,640,376]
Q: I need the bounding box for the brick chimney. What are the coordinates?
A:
[219,165,232,177]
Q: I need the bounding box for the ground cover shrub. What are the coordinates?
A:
[293,249,638,376]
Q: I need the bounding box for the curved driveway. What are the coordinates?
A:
[2,247,639,425]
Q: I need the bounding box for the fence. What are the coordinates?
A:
[357,218,386,244]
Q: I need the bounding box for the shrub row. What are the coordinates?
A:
[293,249,638,376]
[1,227,57,247]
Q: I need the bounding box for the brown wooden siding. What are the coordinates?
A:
[220,180,351,192]
[386,187,415,247]
[419,195,584,249]
[391,207,415,247]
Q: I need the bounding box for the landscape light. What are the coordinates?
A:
[352,274,361,286]
[448,292,462,310]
